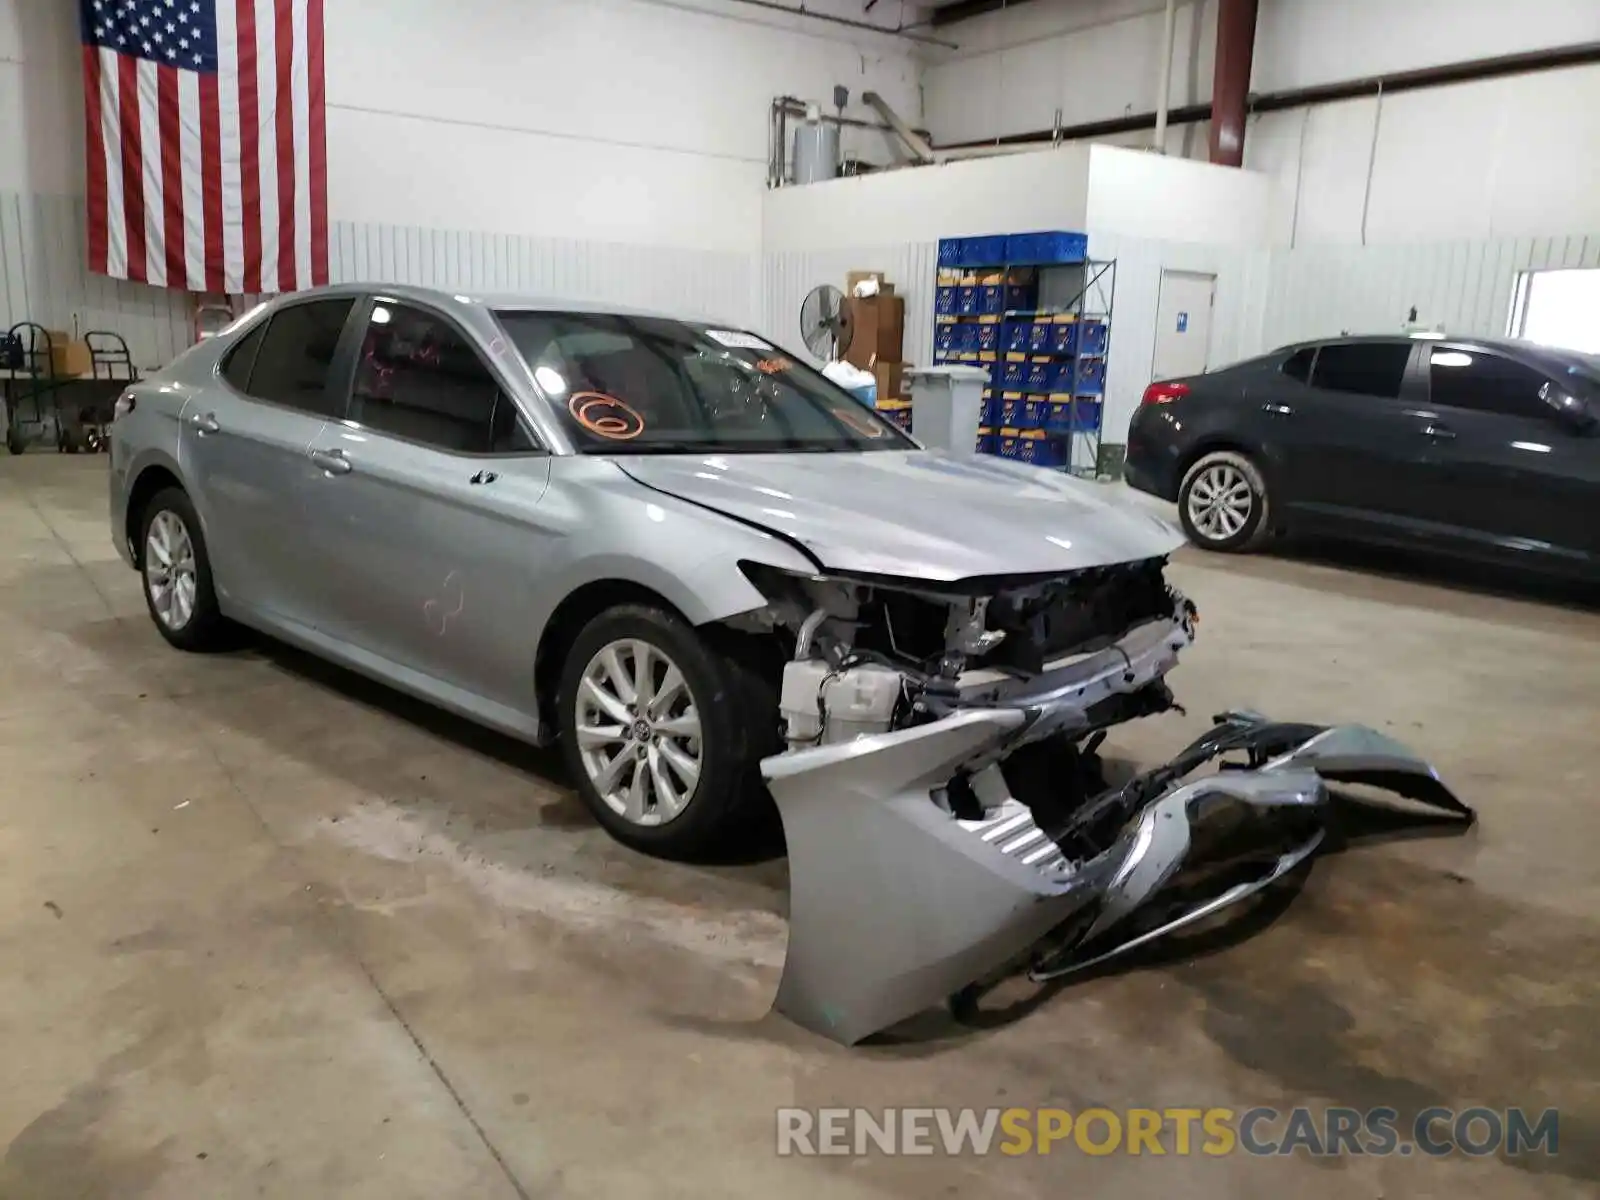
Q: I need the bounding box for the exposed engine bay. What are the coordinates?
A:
[734,556,1475,1046]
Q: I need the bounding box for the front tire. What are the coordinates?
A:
[1178,450,1270,552]
[137,487,229,651]
[557,604,776,858]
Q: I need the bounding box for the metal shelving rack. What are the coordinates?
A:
[932,233,1117,478]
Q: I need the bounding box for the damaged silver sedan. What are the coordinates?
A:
[109,287,1472,1047]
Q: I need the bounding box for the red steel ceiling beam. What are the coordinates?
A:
[1209,0,1260,166]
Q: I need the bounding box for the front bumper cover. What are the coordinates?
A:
[762,681,1473,1046]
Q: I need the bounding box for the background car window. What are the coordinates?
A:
[352,303,529,454]
[1281,347,1316,383]
[220,320,267,393]
[246,298,355,416]
[1309,342,1411,399]
[1429,349,1554,420]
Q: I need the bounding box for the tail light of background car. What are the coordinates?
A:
[113,392,136,418]
[1141,381,1190,405]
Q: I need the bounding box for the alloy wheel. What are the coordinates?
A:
[145,510,198,631]
[1186,463,1254,542]
[575,638,703,827]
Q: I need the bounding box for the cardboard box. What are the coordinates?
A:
[846,270,895,298]
[873,361,905,403]
[45,331,92,378]
[844,294,905,370]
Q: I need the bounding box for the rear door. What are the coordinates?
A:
[1413,343,1600,570]
[1267,339,1435,531]
[180,296,358,627]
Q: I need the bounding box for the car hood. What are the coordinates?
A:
[614,450,1184,582]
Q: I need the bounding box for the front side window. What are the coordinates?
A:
[1281,347,1316,383]
[1428,348,1553,421]
[495,311,915,454]
[1309,342,1411,399]
[245,298,355,416]
[351,302,533,454]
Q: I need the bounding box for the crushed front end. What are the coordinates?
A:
[741,557,1473,1046]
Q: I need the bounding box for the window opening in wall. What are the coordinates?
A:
[1508,269,1600,355]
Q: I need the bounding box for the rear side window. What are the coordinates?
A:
[220,321,267,392]
[1281,347,1315,383]
[1310,342,1411,399]
[1429,348,1553,420]
[350,301,531,454]
[246,298,356,416]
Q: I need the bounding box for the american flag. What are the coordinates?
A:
[79,0,328,294]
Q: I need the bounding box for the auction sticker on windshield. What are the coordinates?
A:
[705,329,774,351]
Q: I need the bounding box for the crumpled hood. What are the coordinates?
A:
[614,450,1184,582]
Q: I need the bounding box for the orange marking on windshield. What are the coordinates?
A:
[569,392,645,440]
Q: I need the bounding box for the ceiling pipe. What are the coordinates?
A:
[1152,0,1178,152]
[720,0,958,47]
[862,91,946,164]
[1209,0,1259,166]
[933,41,1600,150]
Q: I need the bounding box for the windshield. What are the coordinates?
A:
[494,311,916,454]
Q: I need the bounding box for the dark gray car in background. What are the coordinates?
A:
[1125,333,1600,578]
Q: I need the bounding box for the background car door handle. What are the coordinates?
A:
[188,411,220,435]
[469,469,498,485]
[1422,423,1457,441]
[1261,402,1294,416]
[309,448,353,475]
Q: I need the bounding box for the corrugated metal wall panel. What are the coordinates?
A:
[1260,232,1600,349]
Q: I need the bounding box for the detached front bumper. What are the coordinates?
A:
[762,644,1472,1044]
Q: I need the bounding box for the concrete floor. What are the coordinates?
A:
[1,454,1597,1199]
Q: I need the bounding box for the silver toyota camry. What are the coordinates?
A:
[109,284,1469,1044]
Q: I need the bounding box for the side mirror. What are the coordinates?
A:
[1541,382,1597,432]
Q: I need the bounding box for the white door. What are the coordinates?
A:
[1151,270,1216,381]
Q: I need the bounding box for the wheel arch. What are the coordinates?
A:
[123,461,186,565]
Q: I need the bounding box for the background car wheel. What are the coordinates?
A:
[1178,450,1270,552]
[138,487,229,651]
[557,604,777,859]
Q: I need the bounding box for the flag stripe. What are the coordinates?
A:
[137,58,165,287]
[82,44,108,275]
[273,0,295,292]
[290,0,311,290]
[199,70,224,291]
[117,53,146,284]
[158,65,186,289]
[178,69,206,290]
[255,3,278,293]
[100,46,127,280]
[307,0,327,285]
[216,0,244,292]
[237,0,264,293]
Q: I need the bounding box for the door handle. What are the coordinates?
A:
[188,411,220,435]
[469,469,498,485]
[1421,423,1457,441]
[309,447,353,475]
[1261,403,1294,416]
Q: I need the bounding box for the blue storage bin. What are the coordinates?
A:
[1026,320,1053,352]
[1016,436,1067,468]
[937,238,964,268]
[1043,397,1102,435]
[1001,321,1032,352]
[1023,358,1055,391]
[959,234,1008,267]
[977,433,999,456]
[974,320,1000,351]
[1019,398,1050,430]
[1050,321,1078,355]
[1078,320,1109,356]
[935,286,958,316]
[1074,358,1106,394]
[977,284,1004,314]
[996,393,1024,427]
[1003,283,1038,312]
[956,286,979,315]
[934,321,960,352]
[1006,230,1088,265]
[980,396,1002,425]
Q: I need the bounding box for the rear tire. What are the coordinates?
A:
[557,604,778,859]
[1178,450,1270,552]
[137,487,230,651]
